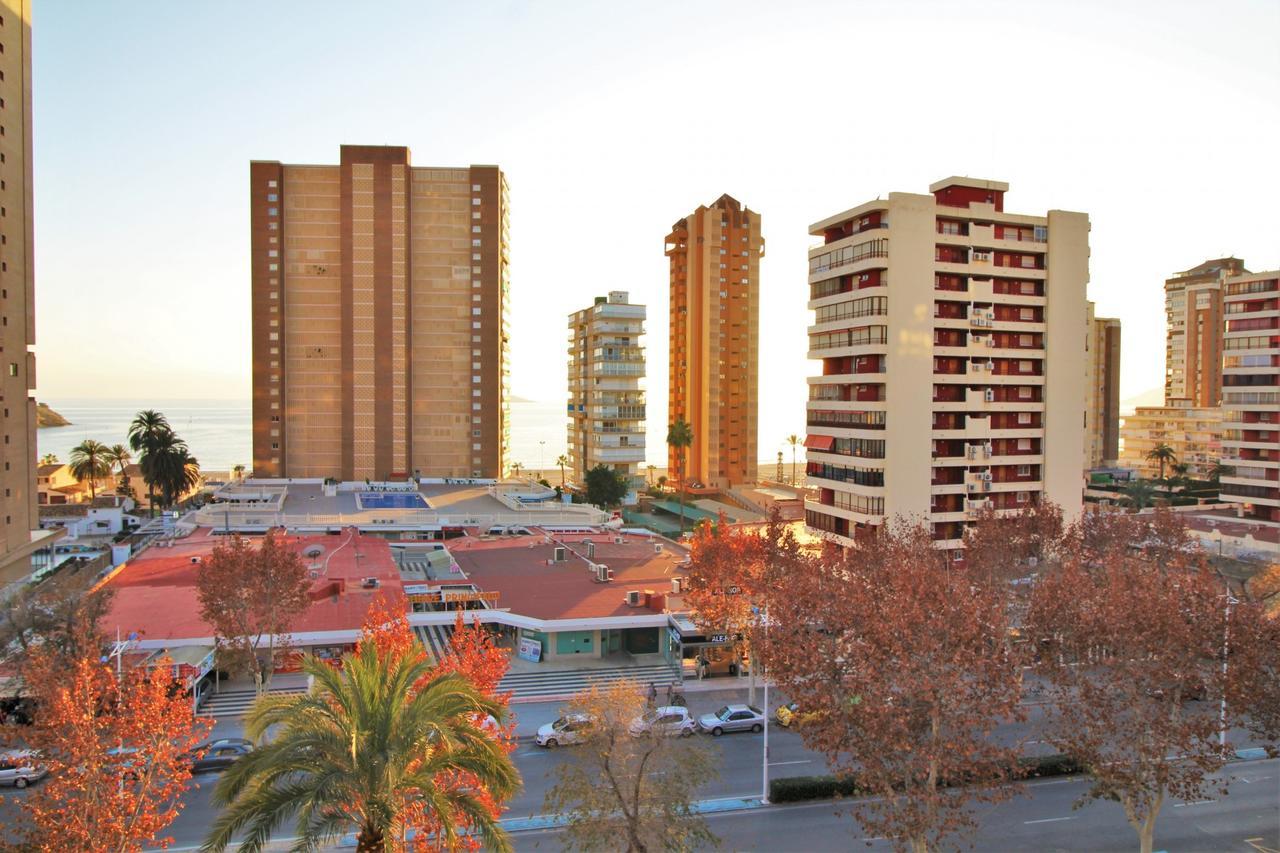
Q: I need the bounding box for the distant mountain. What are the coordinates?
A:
[36,402,70,428]
[1120,387,1164,416]
[509,394,535,404]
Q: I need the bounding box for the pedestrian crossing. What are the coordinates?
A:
[413,623,455,662]
[498,663,681,701]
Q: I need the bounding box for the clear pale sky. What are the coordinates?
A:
[31,0,1279,462]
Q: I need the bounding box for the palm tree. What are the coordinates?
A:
[786,434,801,486]
[1145,442,1177,483]
[68,439,111,501]
[657,475,668,490]
[1169,461,1191,490]
[646,464,656,487]
[38,453,58,466]
[202,641,518,853]
[144,430,201,509]
[128,410,172,514]
[103,444,132,490]
[1207,460,1233,486]
[232,463,246,482]
[666,418,693,534]
[1121,479,1157,511]
[556,454,569,486]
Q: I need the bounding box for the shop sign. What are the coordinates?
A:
[407,590,500,606]
[708,633,729,644]
[517,637,542,663]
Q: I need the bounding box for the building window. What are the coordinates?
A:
[267,193,278,202]
[6,363,15,377]
[268,207,278,216]
[267,180,277,188]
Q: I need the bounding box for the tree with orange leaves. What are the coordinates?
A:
[3,647,210,852]
[683,511,793,705]
[1025,510,1278,853]
[767,519,1026,853]
[962,499,1066,586]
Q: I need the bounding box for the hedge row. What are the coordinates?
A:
[768,754,1085,803]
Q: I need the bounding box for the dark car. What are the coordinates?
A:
[187,738,254,773]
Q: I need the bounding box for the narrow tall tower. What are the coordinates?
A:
[567,292,646,494]
[1164,257,1248,407]
[803,178,1088,553]
[665,195,763,489]
[1084,302,1121,468]
[0,0,56,581]
[250,146,510,480]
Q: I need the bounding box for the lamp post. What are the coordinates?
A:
[754,603,770,805]
[1219,590,1239,750]
[540,441,546,480]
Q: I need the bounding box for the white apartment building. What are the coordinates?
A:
[1220,269,1280,525]
[567,291,646,496]
[803,178,1088,552]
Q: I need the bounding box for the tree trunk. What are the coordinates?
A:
[909,837,928,853]
[355,826,385,852]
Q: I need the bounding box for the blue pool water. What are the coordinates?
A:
[359,492,429,510]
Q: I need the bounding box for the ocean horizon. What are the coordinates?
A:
[36,398,799,475]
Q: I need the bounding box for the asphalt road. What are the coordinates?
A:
[513,758,1280,852]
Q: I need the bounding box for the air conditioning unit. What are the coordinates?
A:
[586,542,596,559]
[625,590,641,607]
[966,446,977,459]
[984,389,996,402]
[983,442,993,455]
[596,564,613,583]
[553,546,567,562]
[671,577,684,595]
[981,472,993,481]
[985,360,995,371]
[654,543,663,554]
[189,556,201,565]
[985,311,995,321]
[614,536,624,545]
[361,577,380,589]
[983,481,992,492]
[967,483,979,492]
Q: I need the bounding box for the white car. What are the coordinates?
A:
[628,706,696,738]
[698,704,765,736]
[535,713,596,748]
[0,750,46,788]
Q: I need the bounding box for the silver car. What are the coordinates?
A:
[0,750,46,788]
[698,704,765,736]
[535,713,596,748]
[629,706,696,738]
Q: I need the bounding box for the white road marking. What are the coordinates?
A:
[769,759,813,767]
[1024,816,1076,825]
[1173,799,1216,807]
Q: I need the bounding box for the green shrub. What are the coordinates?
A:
[1018,753,1084,778]
[769,774,861,803]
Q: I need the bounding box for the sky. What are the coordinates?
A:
[30,0,1280,464]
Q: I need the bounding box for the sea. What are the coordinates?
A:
[36,398,575,475]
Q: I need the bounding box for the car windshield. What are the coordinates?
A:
[715,706,731,720]
[553,718,570,730]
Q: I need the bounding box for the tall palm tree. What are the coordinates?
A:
[68,439,111,501]
[1145,442,1177,483]
[128,410,172,514]
[556,454,569,486]
[1207,460,1233,486]
[1169,461,1191,490]
[38,453,59,466]
[143,430,201,509]
[510,461,523,479]
[786,434,801,486]
[103,444,132,491]
[666,418,693,534]
[202,641,518,853]
[646,464,656,487]
[232,463,246,481]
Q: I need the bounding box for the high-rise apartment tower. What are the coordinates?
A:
[1220,269,1280,524]
[804,178,1088,551]
[665,195,763,489]
[0,0,56,582]
[1084,302,1121,468]
[250,146,510,480]
[567,291,646,491]
[1164,257,1248,406]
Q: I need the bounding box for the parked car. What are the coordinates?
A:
[0,750,46,788]
[698,704,765,736]
[186,738,254,774]
[628,706,696,738]
[535,713,596,748]
[774,702,801,728]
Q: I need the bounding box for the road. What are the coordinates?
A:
[514,759,1280,852]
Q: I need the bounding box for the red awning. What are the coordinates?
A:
[803,435,835,451]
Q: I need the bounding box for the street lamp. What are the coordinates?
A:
[1219,589,1239,750]
[540,441,546,479]
[753,603,771,805]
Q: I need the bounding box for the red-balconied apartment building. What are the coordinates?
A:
[803,178,1089,553]
[1220,269,1280,524]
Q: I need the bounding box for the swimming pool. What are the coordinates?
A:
[357,492,429,510]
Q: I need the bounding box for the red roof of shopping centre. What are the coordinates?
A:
[444,532,690,621]
[101,528,404,643]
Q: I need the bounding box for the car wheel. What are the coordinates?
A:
[752,723,763,733]
[712,727,723,737]
[545,738,558,748]
[681,728,693,738]
[14,778,26,789]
